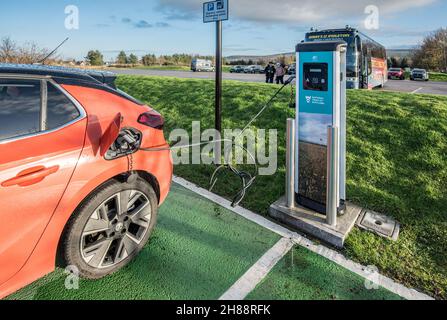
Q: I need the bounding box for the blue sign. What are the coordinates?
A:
[203,0,229,23]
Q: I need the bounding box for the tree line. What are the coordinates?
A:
[227,54,295,67]
[85,50,214,67]
[86,50,297,68]
[2,31,446,73]
[387,28,447,71]
[411,28,447,72]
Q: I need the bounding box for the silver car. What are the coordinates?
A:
[244,65,264,74]
[410,69,429,81]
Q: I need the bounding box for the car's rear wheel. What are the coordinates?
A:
[62,178,158,279]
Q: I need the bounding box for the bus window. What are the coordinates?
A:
[346,37,358,79]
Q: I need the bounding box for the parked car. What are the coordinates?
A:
[244,65,264,74]
[191,59,215,72]
[388,68,405,80]
[229,65,245,73]
[410,69,429,81]
[0,64,173,299]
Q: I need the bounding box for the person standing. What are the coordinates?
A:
[265,62,276,83]
[275,63,286,84]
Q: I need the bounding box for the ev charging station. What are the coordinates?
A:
[270,40,362,248]
[295,41,347,221]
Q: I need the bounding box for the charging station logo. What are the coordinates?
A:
[305,96,312,103]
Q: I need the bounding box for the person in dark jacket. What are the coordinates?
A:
[265,62,276,83]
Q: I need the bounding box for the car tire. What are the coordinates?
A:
[62,178,158,279]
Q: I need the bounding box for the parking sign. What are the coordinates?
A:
[203,0,229,23]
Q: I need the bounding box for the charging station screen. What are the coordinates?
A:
[303,63,328,91]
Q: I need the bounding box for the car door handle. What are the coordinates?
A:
[1,166,60,187]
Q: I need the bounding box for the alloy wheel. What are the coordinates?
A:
[80,190,152,269]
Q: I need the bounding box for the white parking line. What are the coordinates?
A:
[219,237,294,301]
[173,176,434,300]
[411,87,423,94]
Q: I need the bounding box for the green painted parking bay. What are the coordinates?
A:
[247,246,402,300]
[8,183,401,300]
[8,183,280,300]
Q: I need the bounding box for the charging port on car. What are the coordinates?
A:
[105,128,142,160]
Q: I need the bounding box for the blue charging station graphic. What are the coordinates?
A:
[295,41,347,215]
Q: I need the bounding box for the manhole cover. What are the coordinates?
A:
[357,210,400,241]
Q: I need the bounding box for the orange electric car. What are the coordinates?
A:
[0,64,173,299]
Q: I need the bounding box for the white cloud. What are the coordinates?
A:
[158,0,436,24]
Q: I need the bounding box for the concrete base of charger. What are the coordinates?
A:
[269,197,362,248]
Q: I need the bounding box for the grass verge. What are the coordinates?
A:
[430,72,447,82]
[117,75,447,299]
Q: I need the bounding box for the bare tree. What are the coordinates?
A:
[16,42,50,64]
[0,37,17,63]
[0,37,52,64]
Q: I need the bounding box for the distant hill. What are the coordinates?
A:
[226,52,294,63]
[387,49,414,59]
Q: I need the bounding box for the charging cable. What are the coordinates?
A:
[139,76,296,207]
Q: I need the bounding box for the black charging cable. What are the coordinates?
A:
[139,76,296,207]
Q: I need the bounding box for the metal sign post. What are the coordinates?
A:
[215,20,222,163]
[203,0,228,164]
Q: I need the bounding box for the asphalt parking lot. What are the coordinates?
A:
[381,79,447,95]
[111,69,446,95]
[7,181,403,301]
[111,68,291,84]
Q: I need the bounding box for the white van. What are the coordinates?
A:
[191,59,215,72]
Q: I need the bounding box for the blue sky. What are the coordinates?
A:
[0,0,446,61]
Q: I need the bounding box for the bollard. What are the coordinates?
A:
[286,119,295,209]
[326,126,339,227]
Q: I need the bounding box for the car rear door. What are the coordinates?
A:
[0,77,87,285]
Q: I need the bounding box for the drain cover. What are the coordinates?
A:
[357,210,400,241]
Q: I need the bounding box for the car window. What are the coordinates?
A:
[0,79,41,141]
[46,83,80,130]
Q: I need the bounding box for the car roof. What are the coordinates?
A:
[0,63,117,88]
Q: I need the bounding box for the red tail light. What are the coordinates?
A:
[138,110,164,130]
